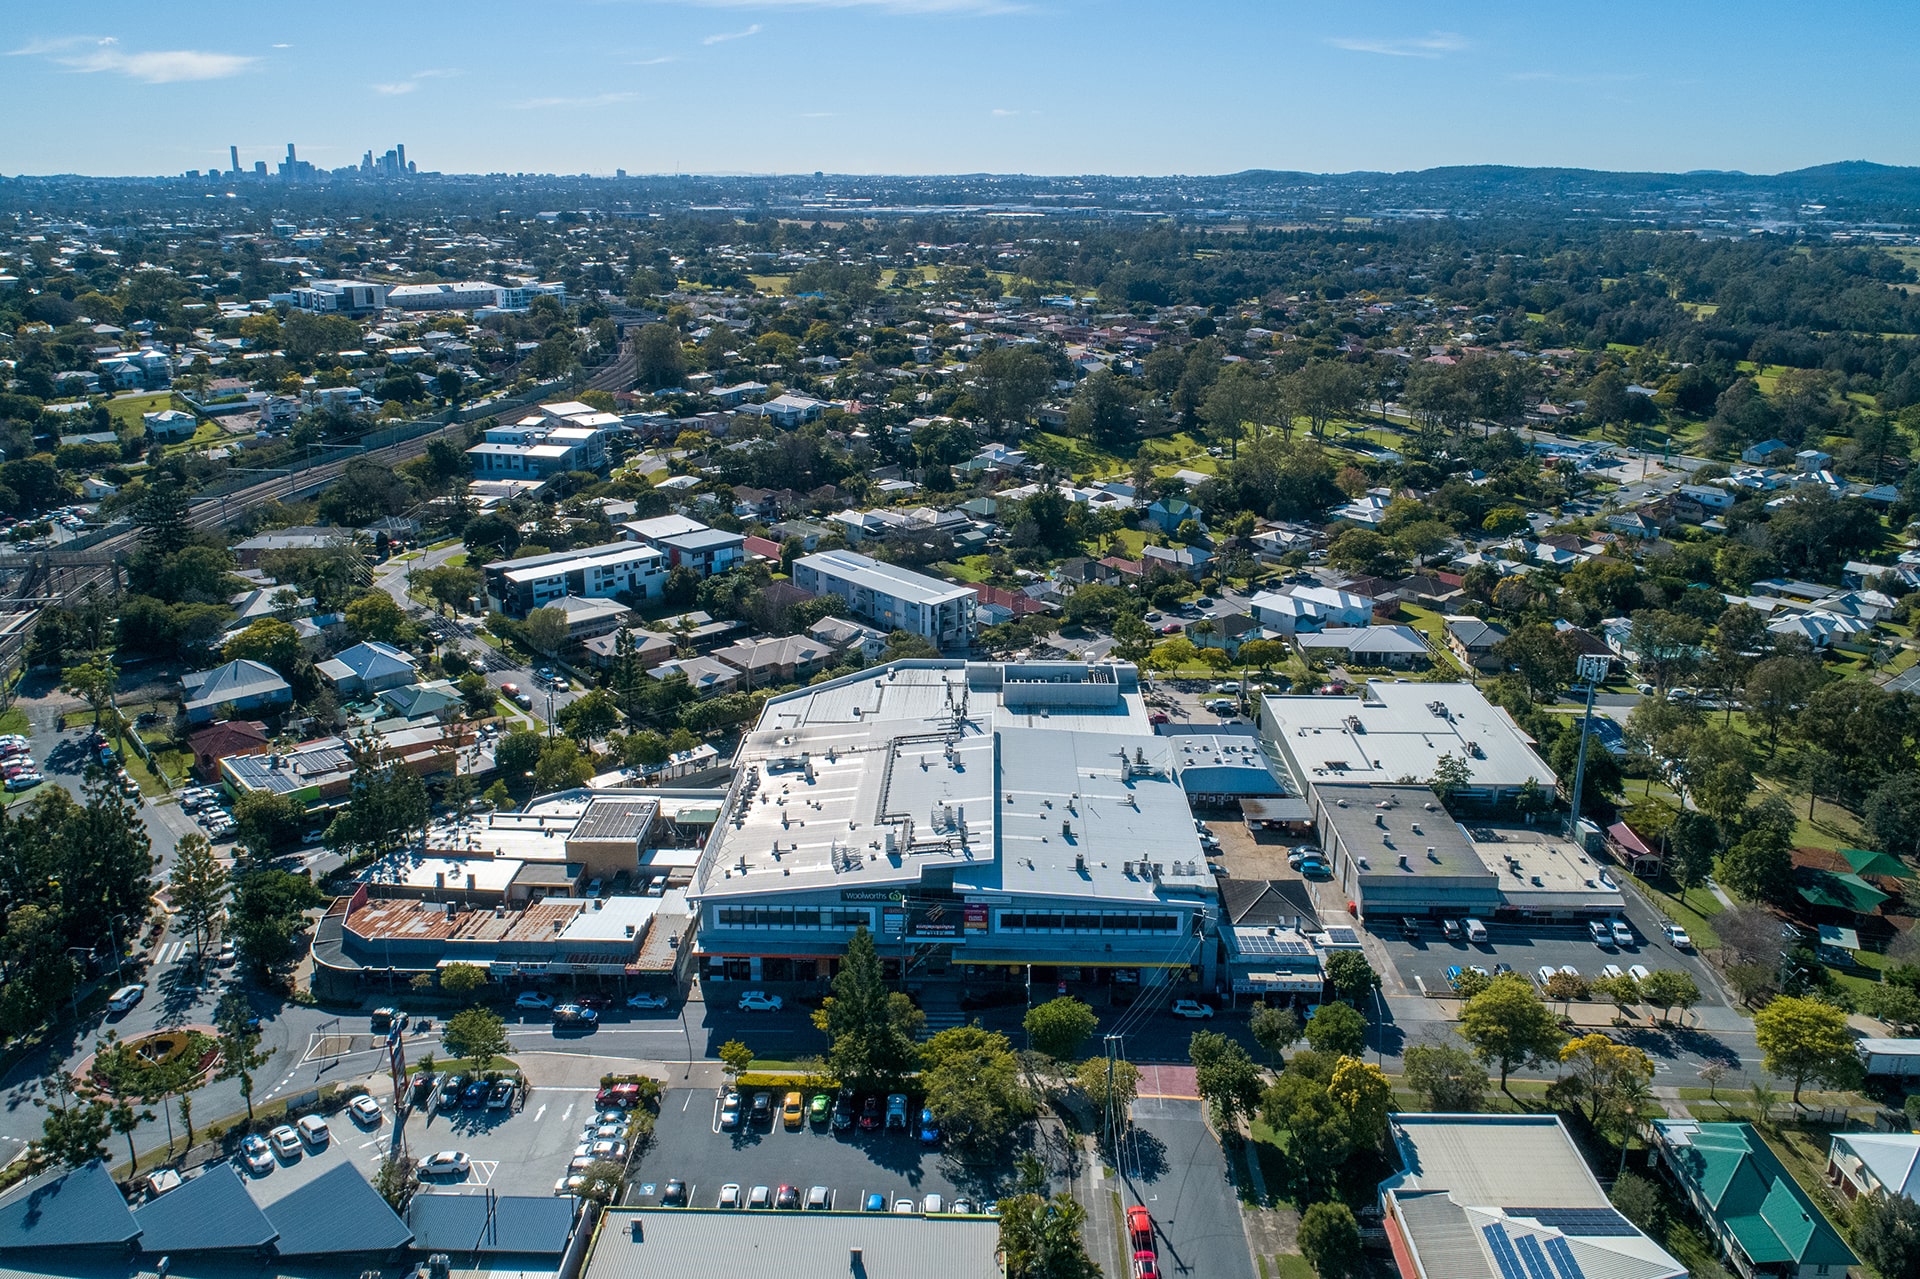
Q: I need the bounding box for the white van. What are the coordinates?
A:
[1463,918,1488,944]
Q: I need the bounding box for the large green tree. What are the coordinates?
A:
[1457,973,1566,1089]
[810,927,923,1089]
[229,870,324,973]
[919,1024,1029,1152]
[1754,996,1861,1104]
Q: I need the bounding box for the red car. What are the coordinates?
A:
[500,682,520,698]
[1159,623,1183,635]
[1132,1251,1161,1279]
[1127,1207,1155,1254]
[1147,712,1170,726]
[859,1096,882,1131]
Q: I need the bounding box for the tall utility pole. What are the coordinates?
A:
[1565,655,1608,840]
[1104,1033,1122,1181]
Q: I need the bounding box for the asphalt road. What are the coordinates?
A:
[1121,1097,1255,1279]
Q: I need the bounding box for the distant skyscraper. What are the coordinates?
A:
[397,143,406,172]
[253,160,267,177]
[230,145,240,174]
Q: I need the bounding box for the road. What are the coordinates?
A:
[1121,1096,1255,1279]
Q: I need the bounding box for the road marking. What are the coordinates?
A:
[532,1103,547,1123]
[561,1103,574,1122]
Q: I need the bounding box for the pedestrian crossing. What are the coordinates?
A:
[915,1007,966,1040]
[153,940,197,966]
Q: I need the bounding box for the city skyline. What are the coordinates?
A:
[4,0,1917,178]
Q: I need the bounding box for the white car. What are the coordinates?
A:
[1170,1000,1214,1019]
[718,1184,743,1209]
[296,1115,330,1146]
[1628,965,1653,983]
[1611,920,1635,947]
[107,984,145,1014]
[554,1173,587,1197]
[241,1133,274,1174]
[268,1125,302,1158]
[1600,964,1625,981]
[923,1193,944,1214]
[1558,965,1581,980]
[349,1095,383,1126]
[1588,920,1612,945]
[736,991,783,1012]
[421,1150,470,1176]
[514,991,555,1010]
[1663,923,1693,950]
[1536,965,1558,987]
[626,991,669,1010]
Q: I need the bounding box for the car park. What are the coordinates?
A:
[775,1184,800,1210]
[1171,999,1214,1019]
[749,1185,772,1209]
[296,1115,330,1146]
[241,1134,274,1174]
[736,990,783,1012]
[423,1151,471,1176]
[268,1125,303,1159]
[718,1184,742,1209]
[350,1095,383,1126]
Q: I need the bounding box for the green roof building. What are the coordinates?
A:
[1651,1120,1855,1278]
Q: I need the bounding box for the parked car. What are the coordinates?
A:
[422,1150,470,1176]
[885,1094,909,1130]
[1297,858,1331,878]
[1611,920,1636,947]
[241,1133,274,1173]
[923,1193,945,1214]
[918,1108,940,1144]
[782,1091,804,1130]
[1171,1000,1214,1019]
[1601,964,1625,981]
[1628,965,1653,983]
[718,1184,742,1209]
[894,1198,916,1214]
[1128,1207,1155,1254]
[736,990,783,1012]
[439,1074,468,1108]
[662,1178,688,1207]
[1536,965,1558,988]
[720,1091,741,1130]
[832,1089,855,1130]
[463,1080,490,1108]
[487,1080,516,1110]
[859,1095,882,1131]
[774,1184,800,1210]
[349,1095,383,1126]
[806,1185,832,1211]
[553,1004,598,1027]
[295,1115,330,1145]
[514,991,555,1010]
[1401,917,1420,939]
[1589,920,1613,945]
[1132,1250,1163,1279]
[810,1093,831,1126]
[626,991,670,1010]
[748,1185,772,1210]
[751,1091,773,1126]
[864,1191,887,1213]
[268,1125,302,1159]
[1441,918,1462,941]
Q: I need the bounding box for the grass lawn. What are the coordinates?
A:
[102,391,175,432]
[0,707,28,737]
[932,555,993,583]
[1624,870,1724,951]
[1104,527,1150,558]
[747,274,791,294]
[445,552,469,568]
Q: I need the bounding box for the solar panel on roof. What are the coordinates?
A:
[1482,1224,1528,1279]
[1514,1233,1558,1279]
[1236,934,1312,957]
[1544,1236,1588,1279]
[1323,927,1359,944]
[1506,1208,1638,1237]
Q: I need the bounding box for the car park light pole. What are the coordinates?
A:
[1565,655,1609,841]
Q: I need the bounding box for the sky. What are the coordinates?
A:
[4,0,1916,179]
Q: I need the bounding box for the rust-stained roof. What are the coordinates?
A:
[346,898,583,945]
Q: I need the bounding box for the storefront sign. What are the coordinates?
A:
[963,904,988,932]
[843,889,906,902]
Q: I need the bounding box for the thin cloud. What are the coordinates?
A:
[991,108,1020,116]
[372,81,418,95]
[10,35,256,82]
[373,68,460,95]
[630,55,678,65]
[272,43,291,49]
[703,23,762,43]
[1327,31,1467,59]
[513,90,640,108]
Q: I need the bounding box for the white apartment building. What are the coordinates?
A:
[483,541,666,618]
[791,549,975,651]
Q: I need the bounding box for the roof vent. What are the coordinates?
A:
[1427,846,1437,861]
[1398,854,1409,869]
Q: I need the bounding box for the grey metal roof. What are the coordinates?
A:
[260,1164,411,1257]
[583,1209,1003,1279]
[573,797,658,843]
[407,1192,574,1255]
[0,1161,138,1251]
[1296,625,1430,655]
[130,1163,277,1253]
[182,659,290,709]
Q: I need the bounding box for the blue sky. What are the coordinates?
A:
[4,0,1914,178]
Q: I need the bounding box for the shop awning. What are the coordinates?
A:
[1233,972,1324,992]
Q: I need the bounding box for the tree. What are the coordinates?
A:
[810,927,922,1090]
[1717,820,1793,905]
[1859,983,1920,1036]
[61,656,119,741]
[1297,1201,1364,1279]
[1325,952,1381,1005]
[634,323,686,391]
[575,1158,627,1205]
[439,962,488,997]
[133,476,195,556]
[556,689,618,742]
[1754,996,1861,1104]
[1611,1171,1667,1238]
[1429,752,1473,808]
[1249,1004,1301,1063]
[1558,1033,1654,1129]
[718,1039,754,1085]
[1591,973,1642,1020]
[1492,624,1576,702]
[522,606,570,657]
[1190,1030,1263,1132]
[443,1005,509,1073]
[1865,773,1920,859]
[214,995,269,1124]
[1665,811,1721,908]
[343,590,415,645]
[28,1072,109,1173]
[166,832,227,962]
[1328,1056,1392,1149]
[1260,1068,1354,1181]
[1304,1001,1367,1056]
[1744,655,1820,753]
[1458,974,1566,1090]
[919,1024,1029,1152]
[222,617,303,675]
[325,743,431,862]
[1638,970,1701,1026]
[375,1153,420,1212]
[230,870,324,972]
[1024,997,1098,1063]
[1401,1041,1489,1111]
[1854,1191,1920,1279]
[1073,1055,1141,1135]
[997,1191,1101,1279]
[231,789,303,864]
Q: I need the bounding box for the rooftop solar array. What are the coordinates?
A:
[1235,933,1313,957]
[1322,926,1360,945]
[1508,1208,1638,1237]
[1482,1223,1587,1279]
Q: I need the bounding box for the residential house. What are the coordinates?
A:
[185,719,270,781]
[973,584,1052,619]
[1796,449,1833,473]
[1827,1132,1920,1204]
[1446,617,1509,672]
[1328,487,1392,526]
[143,409,197,442]
[1249,585,1372,636]
[1742,439,1791,464]
[1250,523,1317,560]
[736,393,829,427]
[181,659,293,725]
[1651,1120,1855,1279]
[1296,624,1431,670]
[232,525,353,568]
[743,534,783,562]
[649,655,743,697]
[1382,573,1465,609]
[711,635,833,687]
[230,586,312,625]
[1184,611,1264,657]
[1146,496,1202,536]
[316,640,419,698]
[652,527,745,578]
[376,680,465,722]
[1608,507,1670,538]
[791,550,976,651]
[543,594,635,642]
[1141,544,1212,580]
[483,541,666,617]
[807,616,887,663]
[580,629,676,671]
